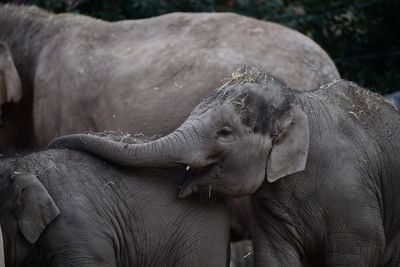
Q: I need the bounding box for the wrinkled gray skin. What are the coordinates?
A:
[1,5,339,245]
[50,67,400,266]
[0,4,340,152]
[0,139,229,266]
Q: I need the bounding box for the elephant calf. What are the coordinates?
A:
[50,67,400,266]
[0,133,229,267]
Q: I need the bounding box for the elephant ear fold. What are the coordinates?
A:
[11,173,60,244]
[0,42,22,106]
[267,106,309,183]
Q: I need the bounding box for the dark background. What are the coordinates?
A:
[2,0,399,94]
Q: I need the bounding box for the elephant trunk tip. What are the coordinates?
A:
[46,134,83,150]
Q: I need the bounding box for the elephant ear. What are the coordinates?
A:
[0,42,22,106]
[11,173,60,244]
[266,106,309,182]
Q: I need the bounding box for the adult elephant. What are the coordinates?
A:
[0,4,339,152]
[0,133,229,267]
[51,67,400,266]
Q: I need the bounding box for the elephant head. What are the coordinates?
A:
[0,172,60,266]
[48,67,309,197]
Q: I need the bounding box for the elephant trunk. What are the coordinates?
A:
[48,125,204,169]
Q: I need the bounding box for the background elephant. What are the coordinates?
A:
[52,67,400,266]
[0,133,229,267]
[0,4,339,152]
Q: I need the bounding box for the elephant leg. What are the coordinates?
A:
[253,217,384,267]
[252,190,385,266]
[23,221,118,267]
[252,217,303,267]
[322,228,385,267]
[320,183,385,266]
[23,247,118,267]
[312,197,385,266]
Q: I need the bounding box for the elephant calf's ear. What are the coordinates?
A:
[11,173,60,244]
[267,106,309,182]
[0,42,22,106]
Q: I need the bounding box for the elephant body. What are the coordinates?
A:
[0,4,339,151]
[51,68,400,266]
[0,143,229,266]
[249,81,400,266]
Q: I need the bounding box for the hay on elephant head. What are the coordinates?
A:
[89,131,160,144]
[217,66,283,96]
[220,66,273,89]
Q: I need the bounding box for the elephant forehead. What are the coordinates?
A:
[227,88,291,134]
[190,67,295,132]
[238,92,270,134]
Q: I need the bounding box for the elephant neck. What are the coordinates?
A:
[0,5,53,83]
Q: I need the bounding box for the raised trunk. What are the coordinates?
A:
[48,125,204,168]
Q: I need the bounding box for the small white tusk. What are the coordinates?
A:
[243,252,252,259]
[208,185,212,199]
[186,165,191,171]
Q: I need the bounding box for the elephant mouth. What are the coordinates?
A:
[178,163,219,198]
[186,164,212,174]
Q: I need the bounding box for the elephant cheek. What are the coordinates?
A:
[248,170,267,193]
[178,182,196,198]
[229,168,266,196]
[178,172,215,198]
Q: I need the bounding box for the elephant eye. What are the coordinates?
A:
[216,127,234,141]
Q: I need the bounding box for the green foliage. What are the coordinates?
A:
[2,0,399,94]
[278,0,400,94]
